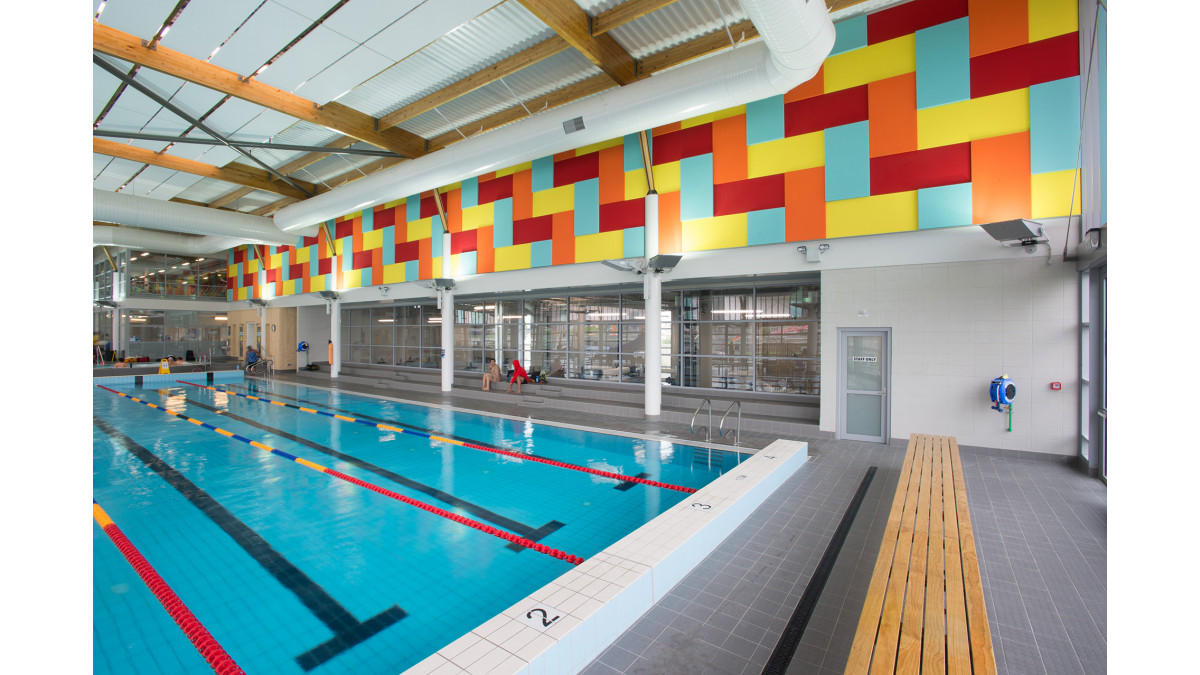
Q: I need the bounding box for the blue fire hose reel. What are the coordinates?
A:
[990,375,1016,431]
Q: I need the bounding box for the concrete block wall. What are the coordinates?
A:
[820,257,1079,457]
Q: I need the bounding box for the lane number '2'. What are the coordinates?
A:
[527,608,560,627]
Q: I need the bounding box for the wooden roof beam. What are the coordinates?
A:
[591,0,681,36]
[378,35,570,131]
[93,138,315,200]
[93,22,427,158]
[516,0,638,85]
[637,19,760,78]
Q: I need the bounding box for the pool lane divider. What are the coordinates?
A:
[178,380,698,495]
[93,500,245,675]
[97,384,585,566]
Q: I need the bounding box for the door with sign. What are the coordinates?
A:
[837,328,890,443]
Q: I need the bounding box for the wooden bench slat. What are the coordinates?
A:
[845,436,922,674]
[868,437,928,675]
[896,435,935,674]
[922,436,947,674]
[942,436,972,675]
[950,437,998,675]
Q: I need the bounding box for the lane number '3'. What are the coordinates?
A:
[527,608,560,627]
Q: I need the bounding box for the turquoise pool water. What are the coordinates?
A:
[93,380,746,674]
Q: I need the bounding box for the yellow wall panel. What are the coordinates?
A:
[407,217,432,242]
[284,279,298,296]
[342,269,361,289]
[625,169,650,199]
[383,198,405,210]
[574,137,623,156]
[439,182,460,193]
[824,34,915,93]
[496,161,532,178]
[244,258,258,273]
[826,191,918,237]
[294,246,310,264]
[269,253,282,269]
[1029,0,1078,42]
[1030,170,1081,219]
[362,229,383,251]
[917,88,1029,149]
[747,131,824,178]
[682,213,748,252]
[381,262,406,284]
[681,105,746,129]
[235,287,247,301]
[309,275,326,292]
[574,230,626,263]
[432,259,442,278]
[461,202,495,231]
[532,184,574,217]
[653,161,681,193]
[494,244,532,271]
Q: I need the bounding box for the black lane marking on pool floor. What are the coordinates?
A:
[93,416,407,672]
[761,466,877,675]
[182,395,564,549]
[230,382,657,490]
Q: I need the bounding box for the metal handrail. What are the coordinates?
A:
[691,398,712,442]
[719,400,742,445]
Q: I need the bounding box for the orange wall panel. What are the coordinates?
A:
[868,72,918,158]
[658,191,682,254]
[712,114,748,185]
[968,0,1028,57]
[784,64,825,103]
[785,167,826,241]
[598,145,625,205]
[552,212,575,265]
[475,226,494,274]
[512,169,533,220]
[445,188,462,233]
[971,131,1031,224]
[418,238,432,280]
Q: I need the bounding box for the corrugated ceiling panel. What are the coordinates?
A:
[295,152,380,186]
[95,154,115,177]
[292,45,393,105]
[93,63,123,120]
[339,1,552,118]
[98,0,176,40]
[111,84,163,117]
[97,106,153,132]
[208,1,314,77]
[254,25,358,93]
[168,84,229,122]
[203,98,271,137]
[608,0,747,59]
[141,108,194,136]
[127,166,179,197]
[361,0,501,61]
[233,109,300,142]
[273,0,344,22]
[98,157,146,184]
[94,174,128,192]
[156,172,206,194]
[158,0,263,62]
[128,138,172,153]
[132,68,188,101]
[323,0,422,43]
[397,49,601,138]
[176,178,248,204]
[181,133,243,167]
[227,191,282,212]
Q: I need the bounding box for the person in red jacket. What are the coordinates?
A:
[506,359,529,394]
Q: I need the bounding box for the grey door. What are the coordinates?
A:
[838,329,890,443]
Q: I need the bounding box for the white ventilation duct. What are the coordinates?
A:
[93,225,247,257]
[94,189,297,247]
[273,0,835,235]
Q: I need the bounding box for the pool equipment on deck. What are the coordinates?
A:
[298,341,318,370]
[989,375,1016,431]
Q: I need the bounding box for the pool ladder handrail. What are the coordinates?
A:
[691,398,713,442]
[718,400,742,446]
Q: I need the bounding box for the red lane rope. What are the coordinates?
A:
[180,380,697,494]
[93,501,245,675]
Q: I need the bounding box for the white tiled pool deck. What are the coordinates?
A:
[402,440,809,675]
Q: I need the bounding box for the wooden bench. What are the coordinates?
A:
[844,434,997,674]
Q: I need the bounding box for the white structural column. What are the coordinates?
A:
[644,190,662,418]
[330,297,341,378]
[441,288,454,392]
[441,229,454,392]
[258,305,268,361]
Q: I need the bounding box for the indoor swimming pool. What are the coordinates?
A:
[93,377,748,674]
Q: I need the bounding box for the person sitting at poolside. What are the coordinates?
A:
[482,358,501,391]
[246,346,260,366]
[506,359,529,394]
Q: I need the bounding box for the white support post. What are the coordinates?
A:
[441,288,454,392]
[330,298,341,379]
[644,190,661,418]
[258,305,267,361]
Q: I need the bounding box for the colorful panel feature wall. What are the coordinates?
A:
[228,0,1081,300]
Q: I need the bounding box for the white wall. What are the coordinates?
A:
[297,304,333,366]
[820,257,1079,456]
